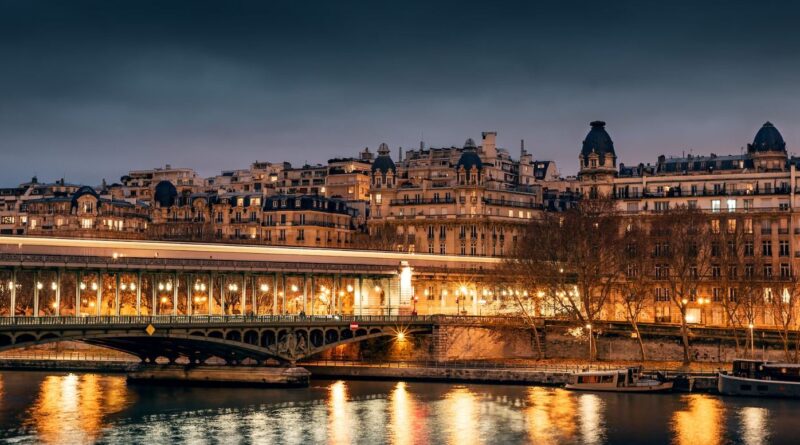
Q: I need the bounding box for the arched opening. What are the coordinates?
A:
[225,331,242,342]
[14,333,36,344]
[309,329,324,348]
[260,330,276,348]
[324,329,339,344]
[243,330,259,345]
[189,331,205,337]
[208,331,223,339]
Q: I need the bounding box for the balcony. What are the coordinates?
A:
[482,198,543,209]
[389,197,454,205]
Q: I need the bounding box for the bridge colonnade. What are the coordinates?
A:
[0,269,407,318]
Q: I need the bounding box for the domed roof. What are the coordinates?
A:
[153,180,178,207]
[580,121,615,165]
[456,138,483,171]
[748,122,786,153]
[371,142,396,174]
[70,186,99,207]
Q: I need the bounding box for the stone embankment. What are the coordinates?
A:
[127,365,311,387]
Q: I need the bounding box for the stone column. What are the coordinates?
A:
[55,269,61,316]
[95,271,102,316]
[172,271,179,316]
[33,270,39,317]
[115,272,121,317]
[281,273,287,315]
[136,270,142,316]
[76,271,82,317]
[10,268,16,318]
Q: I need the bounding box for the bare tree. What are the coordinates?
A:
[711,215,749,353]
[353,221,404,251]
[766,274,800,362]
[508,198,625,360]
[616,217,653,362]
[651,205,712,365]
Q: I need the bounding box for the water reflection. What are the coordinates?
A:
[328,380,351,445]
[739,407,768,445]
[525,387,577,443]
[443,387,479,445]
[578,393,605,445]
[672,394,725,445]
[22,373,131,444]
[0,373,795,445]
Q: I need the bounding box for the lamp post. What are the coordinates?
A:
[586,323,593,361]
[748,323,755,358]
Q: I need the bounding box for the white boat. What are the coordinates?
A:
[718,359,800,398]
[565,367,673,393]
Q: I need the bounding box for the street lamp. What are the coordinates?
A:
[586,323,593,360]
[748,323,755,358]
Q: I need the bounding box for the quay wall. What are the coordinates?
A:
[320,325,793,363]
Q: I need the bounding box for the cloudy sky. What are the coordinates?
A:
[2,0,799,185]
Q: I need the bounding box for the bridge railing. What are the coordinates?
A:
[0,314,526,327]
[0,315,450,326]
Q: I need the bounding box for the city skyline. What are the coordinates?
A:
[3,0,800,184]
[0,119,796,188]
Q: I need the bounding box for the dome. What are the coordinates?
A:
[456,138,483,171]
[70,186,99,208]
[748,122,786,153]
[153,180,178,207]
[580,121,616,166]
[371,142,396,174]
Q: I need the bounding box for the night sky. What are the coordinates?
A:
[2,0,800,186]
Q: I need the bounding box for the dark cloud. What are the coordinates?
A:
[1,0,800,185]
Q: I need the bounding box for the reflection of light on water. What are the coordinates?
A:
[328,380,351,445]
[390,382,412,445]
[739,407,768,445]
[578,394,604,445]
[525,387,577,443]
[672,394,725,445]
[23,373,130,444]
[444,387,479,445]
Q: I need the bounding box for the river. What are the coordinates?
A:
[0,371,795,444]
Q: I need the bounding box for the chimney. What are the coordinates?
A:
[482,131,497,158]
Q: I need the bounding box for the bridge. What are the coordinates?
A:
[0,236,516,365]
[0,236,504,319]
[0,315,528,365]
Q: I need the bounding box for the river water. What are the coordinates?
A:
[0,371,795,444]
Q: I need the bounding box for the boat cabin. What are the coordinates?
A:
[731,359,800,382]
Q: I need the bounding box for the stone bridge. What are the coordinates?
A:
[0,315,524,365]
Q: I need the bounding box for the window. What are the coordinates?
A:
[762,240,773,257]
[780,240,790,257]
[781,263,791,278]
[711,200,721,213]
[727,219,736,233]
[744,218,753,234]
[764,264,773,278]
[744,241,754,257]
[80,218,92,229]
[727,199,736,212]
[711,219,720,233]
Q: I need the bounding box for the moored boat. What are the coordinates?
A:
[718,359,800,398]
[565,366,673,393]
